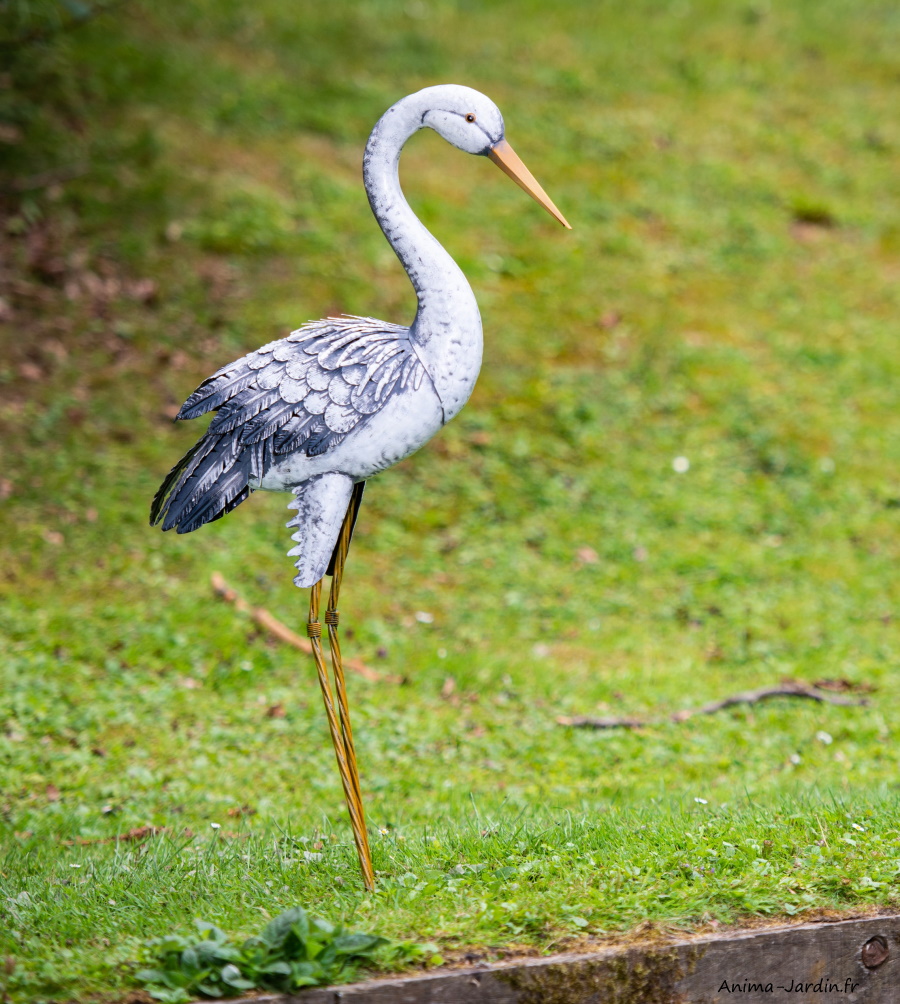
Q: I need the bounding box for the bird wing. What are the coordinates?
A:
[150,315,425,534]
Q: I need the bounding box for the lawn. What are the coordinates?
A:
[2,0,900,1000]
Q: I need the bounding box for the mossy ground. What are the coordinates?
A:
[1,1,900,1000]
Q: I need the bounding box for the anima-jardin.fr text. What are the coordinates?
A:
[718,978,861,994]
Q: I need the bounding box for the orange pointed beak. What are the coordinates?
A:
[488,139,572,229]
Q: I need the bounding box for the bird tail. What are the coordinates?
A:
[287,473,355,587]
[150,433,255,533]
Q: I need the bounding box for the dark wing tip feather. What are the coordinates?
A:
[176,378,219,421]
[153,434,253,533]
[177,368,257,421]
[150,440,205,526]
[175,467,250,533]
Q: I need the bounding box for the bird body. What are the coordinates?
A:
[152,86,538,585]
[151,84,569,889]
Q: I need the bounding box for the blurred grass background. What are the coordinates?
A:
[2,0,900,1000]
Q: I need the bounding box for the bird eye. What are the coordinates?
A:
[465,113,476,123]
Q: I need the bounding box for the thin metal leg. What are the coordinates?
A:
[326,496,369,847]
[307,489,374,891]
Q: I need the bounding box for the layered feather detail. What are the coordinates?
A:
[151,316,424,533]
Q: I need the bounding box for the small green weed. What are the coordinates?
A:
[137,905,440,1001]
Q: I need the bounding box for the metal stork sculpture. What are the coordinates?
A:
[151,84,570,890]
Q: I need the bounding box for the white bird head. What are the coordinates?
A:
[417,84,505,155]
[413,84,571,229]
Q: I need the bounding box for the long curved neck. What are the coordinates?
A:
[363,94,483,420]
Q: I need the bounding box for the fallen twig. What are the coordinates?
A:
[60,826,169,846]
[558,715,646,730]
[558,679,870,730]
[211,572,399,684]
[670,680,868,721]
[812,677,876,694]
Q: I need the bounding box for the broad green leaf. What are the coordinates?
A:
[220,964,254,990]
[311,916,335,937]
[290,960,319,983]
[180,946,200,973]
[194,939,229,965]
[148,990,192,1004]
[195,981,224,997]
[259,961,292,976]
[332,933,388,957]
[314,941,337,967]
[194,919,229,943]
[135,968,169,985]
[261,906,309,949]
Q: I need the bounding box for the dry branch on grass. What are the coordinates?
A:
[59,826,168,846]
[558,679,870,730]
[210,572,401,684]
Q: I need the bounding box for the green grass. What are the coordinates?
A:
[2,0,900,1000]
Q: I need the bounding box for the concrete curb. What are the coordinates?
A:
[224,913,900,1002]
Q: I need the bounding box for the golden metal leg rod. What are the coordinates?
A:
[307,499,374,892]
[327,501,367,821]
